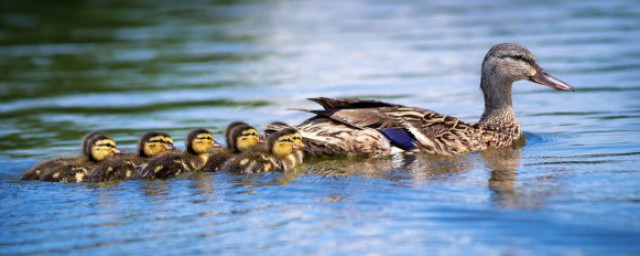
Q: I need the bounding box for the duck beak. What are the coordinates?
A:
[212,141,223,149]
[169,145,178,151]
[292,144,305,150]
[113,149,123,155]
[530,68,575,92]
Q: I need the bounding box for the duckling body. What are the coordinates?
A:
[268,43,574,157]
[222,128,304,173]
[88,132,176,182]
[22,157,83,181]
[221,151,279,174]
[138,128,220,179]
[38,163,96,183]
[202,123,261,172]
[87,154,138,182]
[22,131,121,182]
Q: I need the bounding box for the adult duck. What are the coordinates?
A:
[268,43,575,157]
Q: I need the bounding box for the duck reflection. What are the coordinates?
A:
[306,138,527,207]
[480,138,525,207]
[306,153,479,183]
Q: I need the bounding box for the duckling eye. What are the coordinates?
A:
[97,143,116,148]
[148,139,163,143]
[197,136,213,141]
[243,131,258,137]
[280,138,293,143]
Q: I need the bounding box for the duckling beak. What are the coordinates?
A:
[113,149,123,155]
[292,145,305,150]
[212,141,223,149]
[530,68,575,92]
[169,145,178,151]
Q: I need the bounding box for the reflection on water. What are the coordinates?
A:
[483,142,522,207]
[2,0,640,254]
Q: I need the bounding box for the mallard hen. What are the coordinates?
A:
[267,43,575,157]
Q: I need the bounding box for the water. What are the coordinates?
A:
[1,0,640,254]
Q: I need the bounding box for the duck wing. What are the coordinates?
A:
[303,98,477,152]
[308,97,403,109]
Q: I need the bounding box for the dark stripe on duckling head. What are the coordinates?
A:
[138,131,171,157]
[267,128,298,153]
[227,124,253,153]
[186,128,212,154]
[224,121,249,146]
[83,132,112,161]
[82,131,107,155]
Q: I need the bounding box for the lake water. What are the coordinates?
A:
[1,0,639,254]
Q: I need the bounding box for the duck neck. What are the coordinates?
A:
[478,74,519,129]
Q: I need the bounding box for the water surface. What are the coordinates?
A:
[1,0,640,254]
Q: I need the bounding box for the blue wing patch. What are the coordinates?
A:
[379,128,416,150]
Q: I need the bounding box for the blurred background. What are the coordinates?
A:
[1,0,639,254]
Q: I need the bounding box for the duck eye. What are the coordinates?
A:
[97,143,115,148]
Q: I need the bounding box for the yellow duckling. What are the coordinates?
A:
[22,131,121,182]
[21,131,104,180]
[222,128,305,174]
[202,123,261,172]
[87,131,176,182]
[264,121,305,166]
[138,128,220,179]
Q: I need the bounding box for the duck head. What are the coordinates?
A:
[83,131,120,162]
[139,131,176,158]
[224,121,249,144]
[186,128,221,155]
[268,128,305,159]
[227,124,260,153]
[482,43,574,93]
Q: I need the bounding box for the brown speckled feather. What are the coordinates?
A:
[273,98,522,157]
[137,152,205,179]
[87,153,141,182]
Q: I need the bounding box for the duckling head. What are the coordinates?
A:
[139,131,176,158]
[481,43,574,93]
[83,132,120,162]
[224,121,249,145]
[228,124,260,153]
[268,128,305,159]
[186,128,221,155]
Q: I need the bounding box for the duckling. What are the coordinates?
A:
[87,131,176,182]
[138,128,221,179]
[221,128,305,174]
[21,131,106,180]
[264,121,305,165]
[33,132,121,182]
[202,123,261,172]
